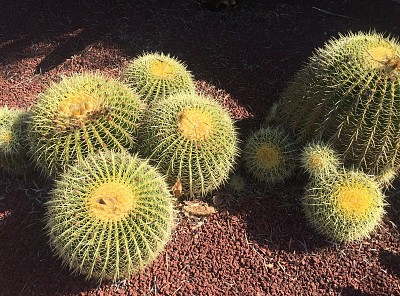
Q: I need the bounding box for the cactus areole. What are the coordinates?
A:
[280,31,400,176]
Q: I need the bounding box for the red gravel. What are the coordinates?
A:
[1,0,400,295]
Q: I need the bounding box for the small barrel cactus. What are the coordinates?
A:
[29,72,144,178]
[300,141,341,179]
[45,150,175,283]
[302,169,386,243]
[279,31,400,176]
[122,52,195,104]
[138,91,239,198]
[0,106,31,174]
[243,126,297,184]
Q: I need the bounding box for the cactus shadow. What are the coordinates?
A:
[378,249,400,278]
[0,171,99,295]
[240,174,334,253]
[336,286,374,296]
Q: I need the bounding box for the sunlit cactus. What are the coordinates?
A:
[45,150,175,283]
[29,72,144,178]
[122,52,195,104]
[280,31,400,177]
[302,169,386,243]
[138,91,239,198]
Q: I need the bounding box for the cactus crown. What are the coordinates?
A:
[178,108,213,141]
[301,142,341,178]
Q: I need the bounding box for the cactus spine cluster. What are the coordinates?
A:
[123,52,195,104]
[29,72,144,178]
[0,106,31,174]
[45,151,175,283]
[243,126,297,184]
[139,92,239,198]
[280,31,400,176]
[302,169,386,243]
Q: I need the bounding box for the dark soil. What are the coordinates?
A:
[0,0,399,295]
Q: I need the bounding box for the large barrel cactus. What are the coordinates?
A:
[122,52,195,104]
[0,106,31,174]
[280,31,400,176]
[29,73,144,178]
[45,151,175,283]
[302,168,386,243]
[139,92,239,198]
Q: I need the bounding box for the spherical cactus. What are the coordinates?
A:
[122,52,195,104]
[138,91,239,198]
[0,106,31,174]
[279,31,400,176]
[29,72,144,178]
[301,141,341,179]
[243,126,297,184]
[45,150,175,283]
[302,169,386,243]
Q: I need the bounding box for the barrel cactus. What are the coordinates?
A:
[0,106,31,174]
[301,141,341,179]
[45,150,175,283]
[279,31,400,177]
[302,169,386,243]
[122,52,195,104]
[243,126,297,184]
[29,72,144,178]
[139,92,239,198]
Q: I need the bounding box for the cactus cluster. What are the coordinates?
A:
[302,169,386,243]
[45,151,175,283]
[0,106,31,174]
[29,72,144,178]
[138,91,239,198]
[279,31,400,176]
[123,52,195,104]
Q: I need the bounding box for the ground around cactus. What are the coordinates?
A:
[0,0,399,295]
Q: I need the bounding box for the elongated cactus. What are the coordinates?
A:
[280,31,400,176]
[45,151,175,283]
[0,106,31,174]
[138,92,239,198]
[302,169,386,243]
[300,141,341,179]
[29,73,144,178]
[122,52,195,104]
[243,126,297,184]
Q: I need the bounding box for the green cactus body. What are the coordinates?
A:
[301,142,341,179]
[123,52,195,104]
[302,169,386,243]
[45,151,175,283]
[139,92,239,198]
[0,106,31,174]
[243,127,297,184]
[280,31,400,176]
[29,73,144,178]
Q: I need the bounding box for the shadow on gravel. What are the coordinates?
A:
[338,286,374,296]
[0,172,99,296]
[239,174,333,253]
[379,249,400,278]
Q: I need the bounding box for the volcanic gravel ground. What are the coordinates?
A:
[0,0,400,295]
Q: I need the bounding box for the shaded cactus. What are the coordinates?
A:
[0,106,31,174]
[29,72,144,178]
[122,52,195,104]
[279,31,400,176]
[138,91,239,198]
[300,141,341,179]
[45,150,175,283]
[243,126,297,184]
[302,168,386,243]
